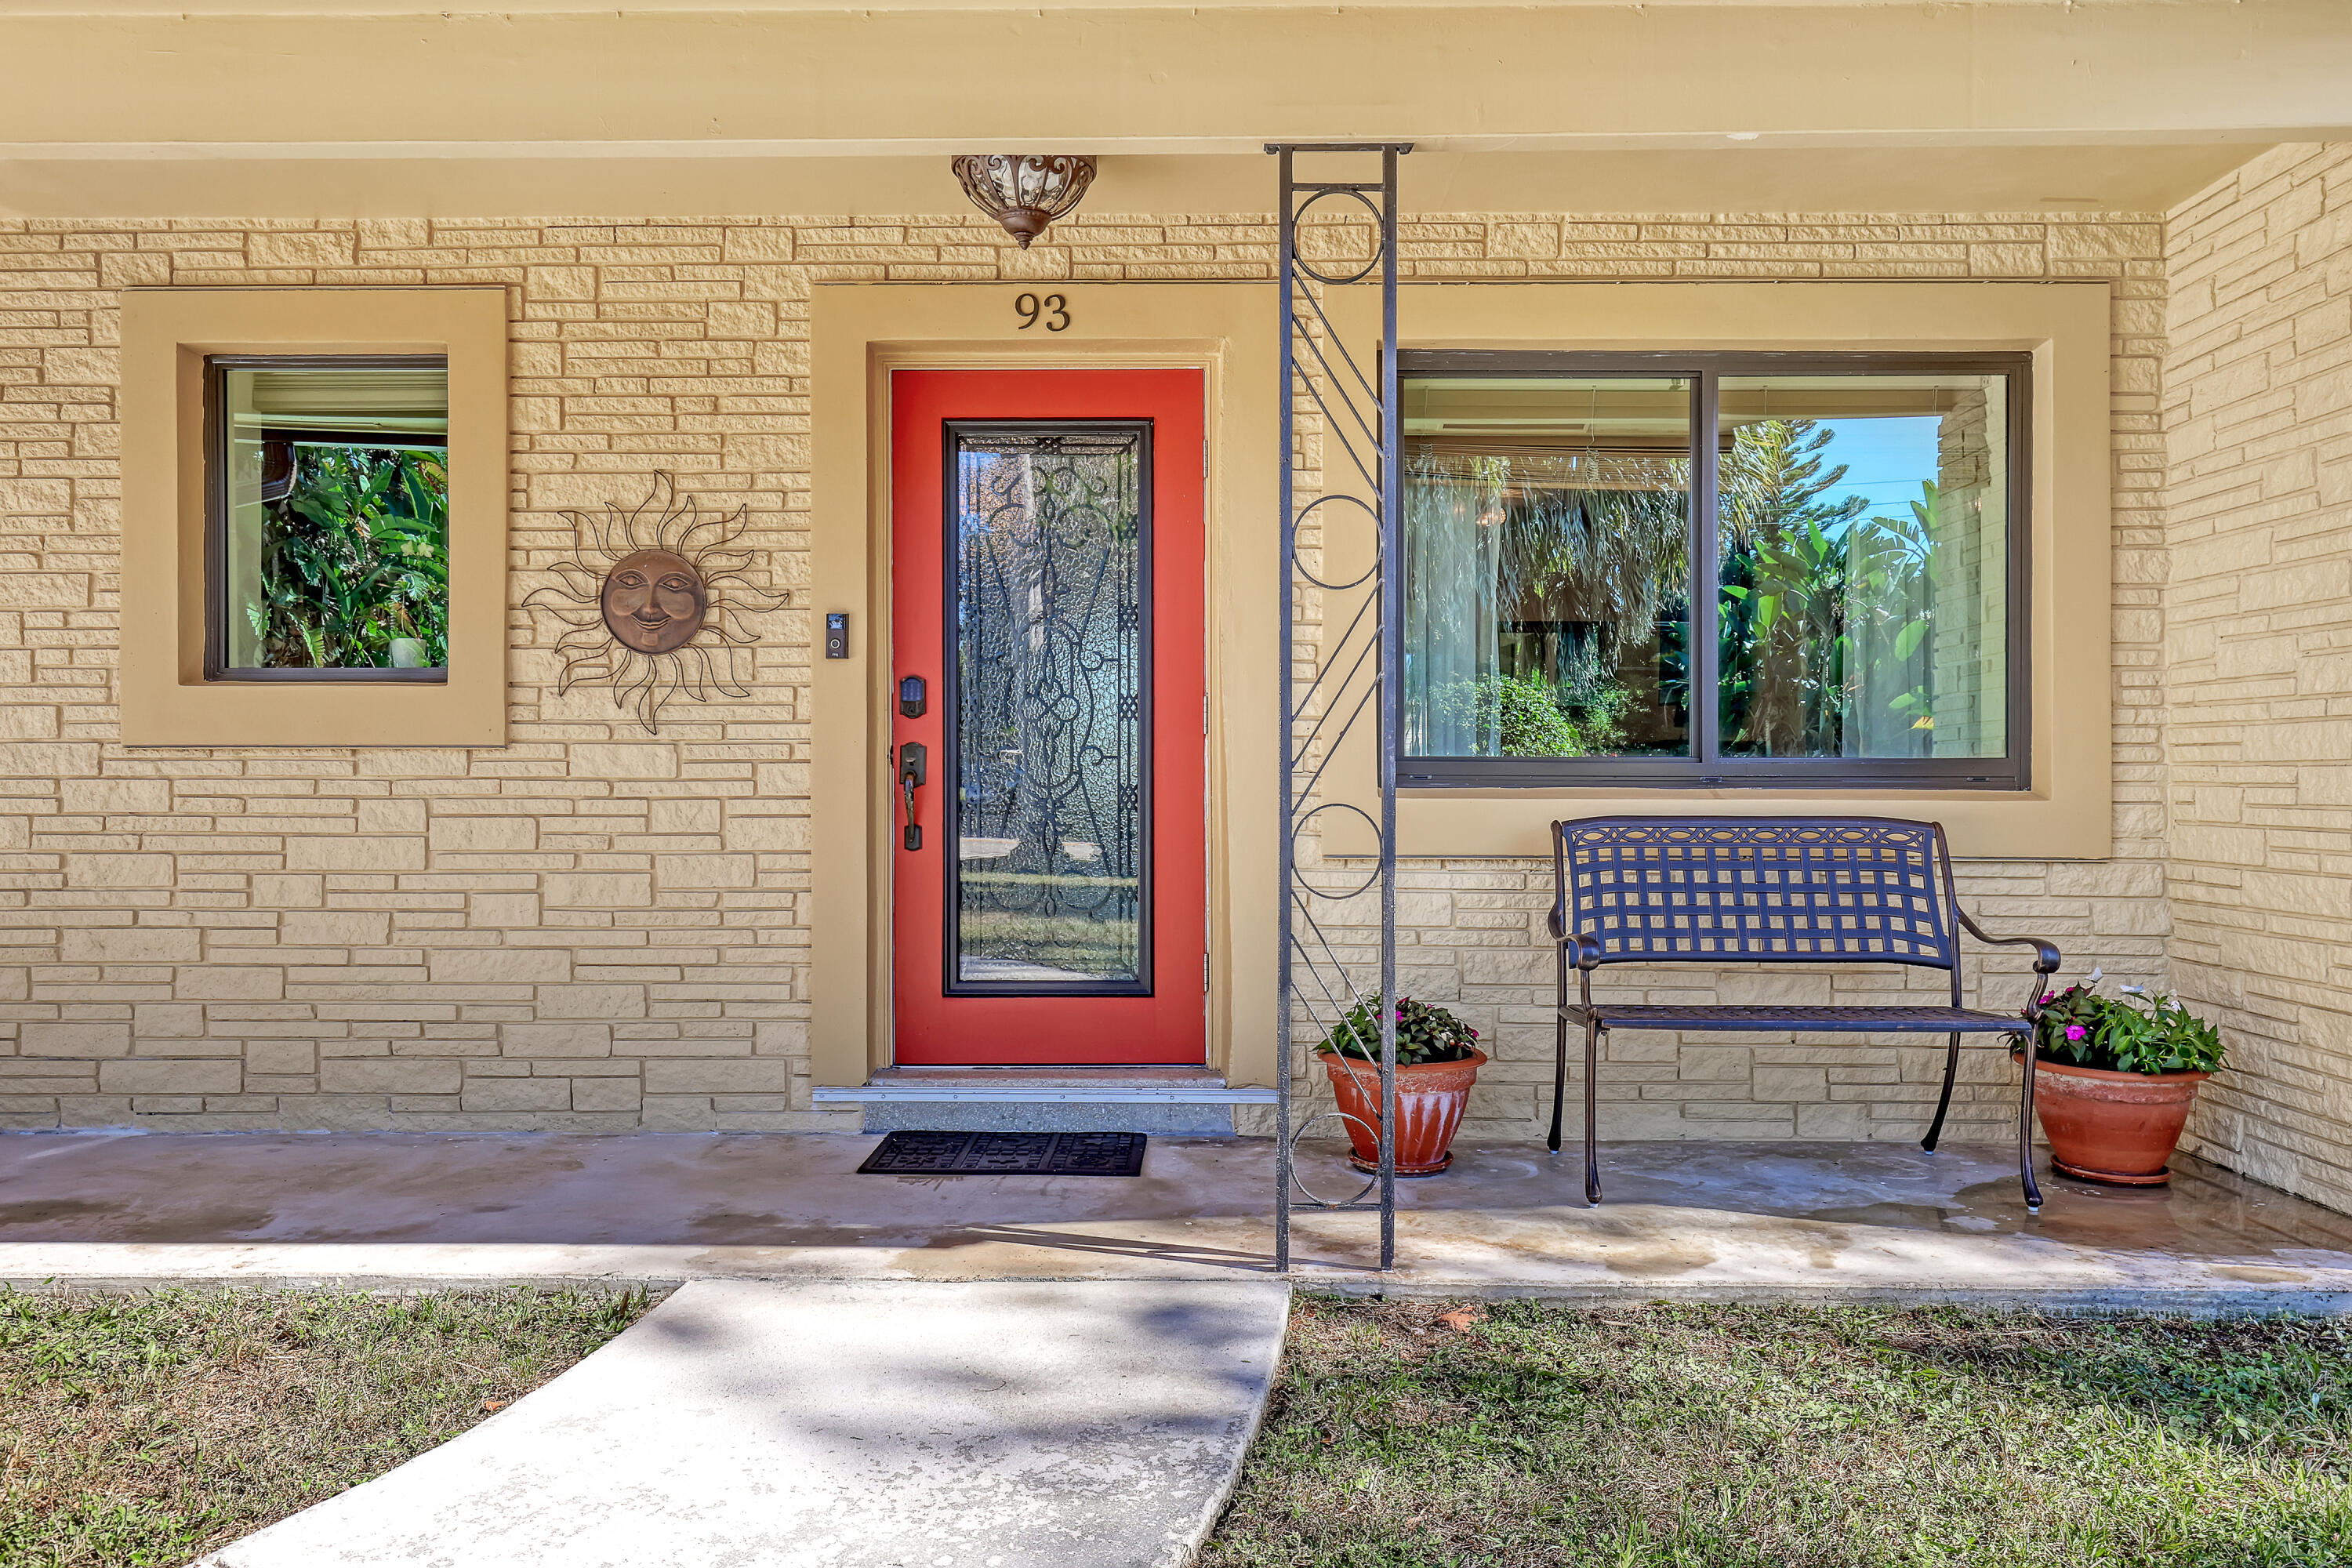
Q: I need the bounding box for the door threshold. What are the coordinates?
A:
[813,1066,1277,1106]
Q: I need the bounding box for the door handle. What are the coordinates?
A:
[897,742,927,851]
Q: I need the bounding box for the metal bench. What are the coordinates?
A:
[1548,816,2060,1209]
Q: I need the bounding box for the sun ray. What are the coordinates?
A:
[713,583,789,613]
[614,650,656,719]
[704,640,753,698]
[541,590,600,619]
[621,475,664,554]
[673,500,740,561]
[557,655,615,695]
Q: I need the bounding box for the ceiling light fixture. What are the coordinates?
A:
[951,154,1099,249]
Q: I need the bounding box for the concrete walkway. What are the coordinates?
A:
[5,1131,2351,1311]
[199,1278,1289,1568]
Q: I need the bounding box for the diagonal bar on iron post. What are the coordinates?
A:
[1268,141,1410,1275]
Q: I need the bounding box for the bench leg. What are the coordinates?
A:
[1920,1032,1962,1152]
[1583,1020,1603,1207]
[1548,947,1568,1154]
[2018,1032,2044,1211]
[1548,1016,1567,1154]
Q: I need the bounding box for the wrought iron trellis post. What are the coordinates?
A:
[1271,143,1408,1274]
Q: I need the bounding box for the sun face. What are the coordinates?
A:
[525,473,786,733]
[601,549,706,655]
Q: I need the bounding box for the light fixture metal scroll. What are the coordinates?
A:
[951,154,1098,248]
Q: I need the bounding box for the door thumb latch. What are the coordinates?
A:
[897,742,927,851]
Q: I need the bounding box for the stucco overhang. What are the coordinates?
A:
[0,1,2346,220]
[9,2,2350,147]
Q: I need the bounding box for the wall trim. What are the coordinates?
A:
[117,285,510,748]
[1311,279,2118,862]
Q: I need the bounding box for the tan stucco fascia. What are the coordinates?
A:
[118,286,509,748]
[808,284,1279,1091]
[1310,280,2114,862]
[5,5,2348,151]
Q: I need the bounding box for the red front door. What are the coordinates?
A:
[889,369,1207,1066]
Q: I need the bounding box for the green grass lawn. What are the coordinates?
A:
[1203,1298,2352,1568]
[0,1287,648,1568]
[10,1288,2348,1568]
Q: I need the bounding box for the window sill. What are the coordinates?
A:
[206,670,451,684]
[1399,766,2026,792]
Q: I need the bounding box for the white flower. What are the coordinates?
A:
[2085,967,2104,985]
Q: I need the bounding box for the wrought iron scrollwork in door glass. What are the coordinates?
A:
[949,423,1151,993]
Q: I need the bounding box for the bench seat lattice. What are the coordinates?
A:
[1559,818,1952,967]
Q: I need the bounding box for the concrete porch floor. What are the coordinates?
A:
[3,1131,2350,1312]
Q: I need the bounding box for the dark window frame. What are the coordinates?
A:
[1397,349,2032,791]
[202,352,451,684]
[939,418,1157,1000]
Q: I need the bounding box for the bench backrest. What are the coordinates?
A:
[1551,816,1959,971]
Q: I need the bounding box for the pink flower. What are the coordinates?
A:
[2065,1025,2087,1042]
[2041,993,2055,1004]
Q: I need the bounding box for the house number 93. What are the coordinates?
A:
[1014,292,1071,332]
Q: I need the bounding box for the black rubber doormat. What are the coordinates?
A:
[857,1131,1148,1177]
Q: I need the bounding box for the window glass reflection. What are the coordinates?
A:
[1403,377,1693,759]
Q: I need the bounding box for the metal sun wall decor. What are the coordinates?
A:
[525,473,788,733]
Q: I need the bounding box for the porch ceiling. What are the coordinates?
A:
[0,145,2267,221]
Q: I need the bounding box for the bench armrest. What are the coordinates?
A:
[1951,907,2061,1019]
[1556,931,1604,970]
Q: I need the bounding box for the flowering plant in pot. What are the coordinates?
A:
[2013,971,2227,1186]
[1316,994,1486,1175]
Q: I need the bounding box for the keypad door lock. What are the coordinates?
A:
[898,674,927,718]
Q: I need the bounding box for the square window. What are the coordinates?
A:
[1399,352,2029,790]
[209,357,451,681]
[118,285,506,747]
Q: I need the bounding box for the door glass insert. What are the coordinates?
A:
[949,423,1150,991]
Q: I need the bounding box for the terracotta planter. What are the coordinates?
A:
[1316,1048,1486,1175]
[2016,1051,2209,1186]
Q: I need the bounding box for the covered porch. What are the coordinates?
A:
[5,1131,2347,1311]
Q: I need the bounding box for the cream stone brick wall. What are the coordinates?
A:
[0,207,2166,1140]
[2164,143,2352,1212]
